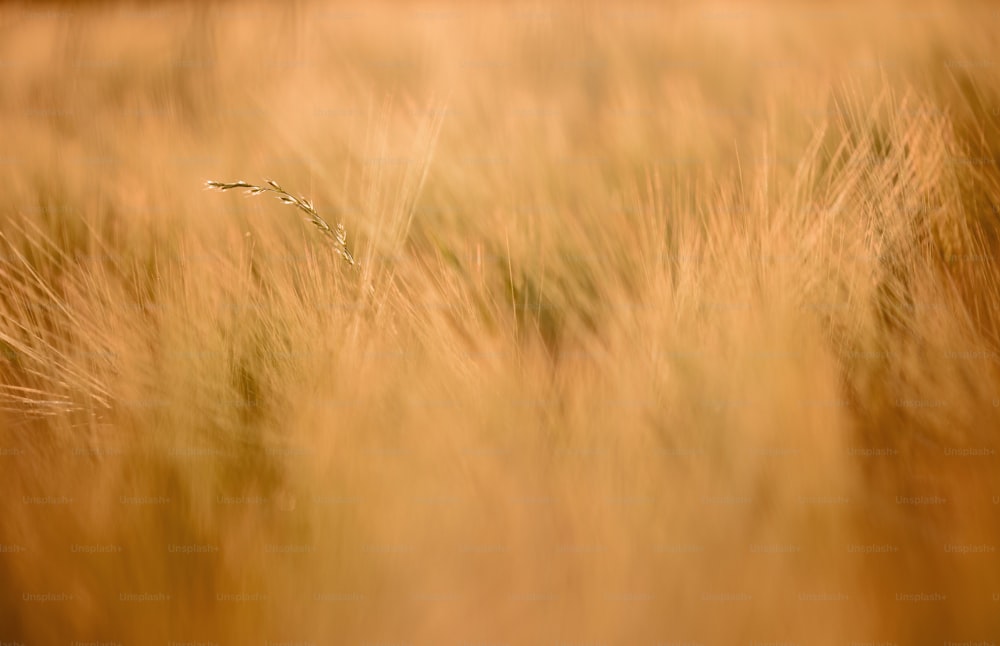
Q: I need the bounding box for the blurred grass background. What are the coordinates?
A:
[1,1,1000,643]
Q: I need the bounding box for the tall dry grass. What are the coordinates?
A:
[1,1,1000,643]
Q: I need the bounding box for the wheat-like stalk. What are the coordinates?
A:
[205,178,358,268]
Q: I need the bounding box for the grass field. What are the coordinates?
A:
[2,1,1000,643]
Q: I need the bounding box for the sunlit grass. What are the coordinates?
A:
[1,1,999,642]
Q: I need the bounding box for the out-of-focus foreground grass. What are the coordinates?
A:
[1,1,1000,643]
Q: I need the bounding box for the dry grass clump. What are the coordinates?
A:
[1,1,1000,643]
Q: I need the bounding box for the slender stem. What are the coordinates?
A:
[205,179,358,268]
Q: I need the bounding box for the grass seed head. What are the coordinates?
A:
[206,177,358,268]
